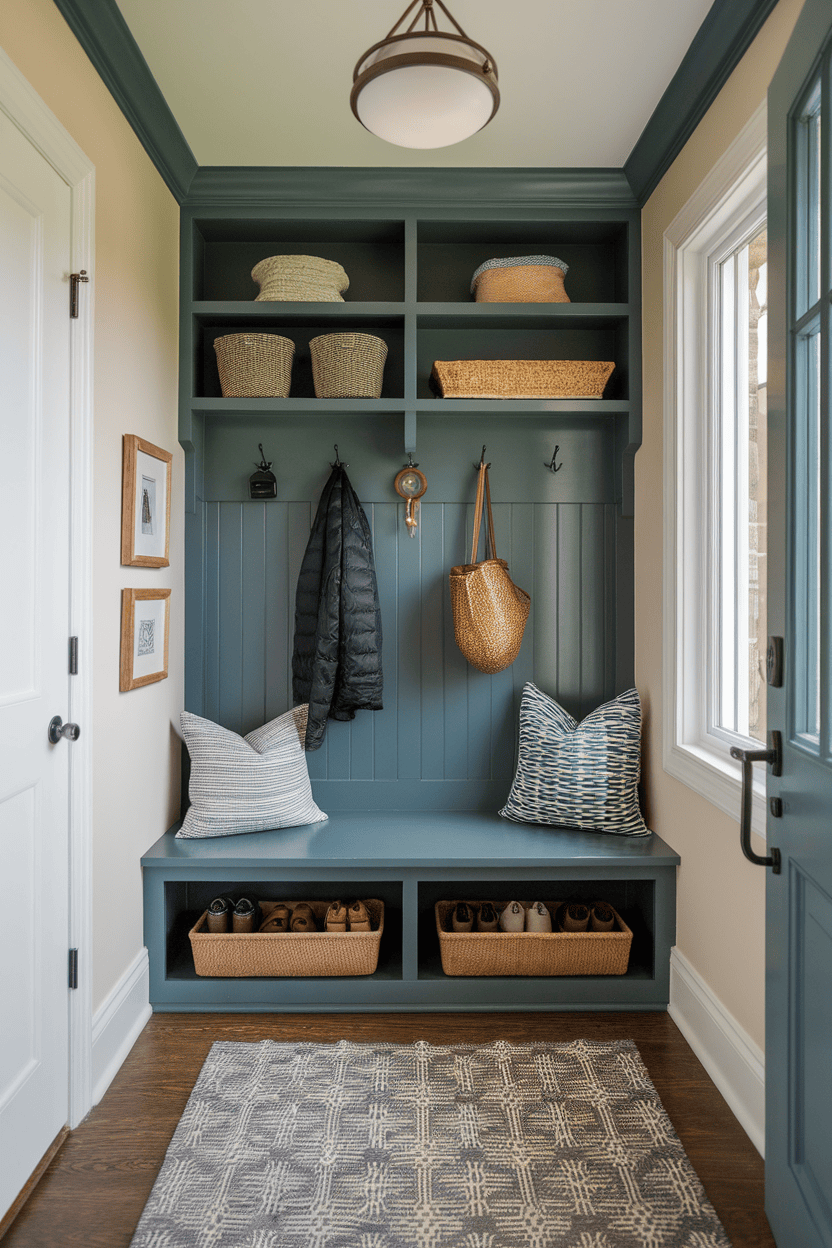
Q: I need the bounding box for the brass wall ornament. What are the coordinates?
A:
[394,455,427,538]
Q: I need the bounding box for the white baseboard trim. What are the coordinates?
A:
[91,948,152,1106]
[668,947,765,1157]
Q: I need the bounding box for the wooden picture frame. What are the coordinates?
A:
[120,588,171,691]
[121,435,172,567]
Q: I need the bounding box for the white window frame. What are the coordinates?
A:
[663,101,768,837]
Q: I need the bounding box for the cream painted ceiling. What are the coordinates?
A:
[115,0,715,168]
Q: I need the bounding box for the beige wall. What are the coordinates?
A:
[638,0,803,1049]
[0,0,182,1011]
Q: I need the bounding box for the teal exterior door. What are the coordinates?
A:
[767,2,832,1243]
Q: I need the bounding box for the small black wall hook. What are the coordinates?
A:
[544,445,563,473]
[330,444,349,468]
[473,444,491,470]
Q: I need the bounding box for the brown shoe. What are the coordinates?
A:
[325,900,347,932]
[476,902,499,932]
[232,898,258,933]
[348,900,371,932]
[206,896,234,933]
[451,902,474,932]
[558,902,590,932]
[291,902,317,932]
[589,901,615,932]
[259,903,290,933]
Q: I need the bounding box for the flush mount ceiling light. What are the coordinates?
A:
[351,0,499,150]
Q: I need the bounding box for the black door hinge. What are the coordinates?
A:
[69,271,88,318]
[69,636,78,675]
[68,948,78,990]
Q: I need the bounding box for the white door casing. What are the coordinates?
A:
[0,44,94,1207]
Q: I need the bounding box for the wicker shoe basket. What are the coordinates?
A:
[189,899,384,977]
[471,255,570,303]
[430,359,614,400]
[434,901,632,977]
[252,255,349,303]
[310,333,388,398]
[214,333,295,397]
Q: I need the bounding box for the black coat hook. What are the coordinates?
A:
[330,443,349,468]
[473,444,491,470]
[544,446,562,473]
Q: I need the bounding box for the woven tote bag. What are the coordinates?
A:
[449,465,530,674]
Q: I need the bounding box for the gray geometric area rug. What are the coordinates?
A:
[130,1039,731,1248]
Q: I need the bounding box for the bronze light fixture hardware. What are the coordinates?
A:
[351,0,499,149]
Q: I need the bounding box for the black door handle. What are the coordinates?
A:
[729,731,782,873]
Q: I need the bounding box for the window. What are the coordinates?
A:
[663,103,768,833]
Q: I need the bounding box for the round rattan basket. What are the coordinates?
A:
[471,255,569,303]
[251,255,349,302]
[214,333,295,397]
[309,332,388,398]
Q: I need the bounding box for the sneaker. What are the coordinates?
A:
[325,900,347,932]
[290,902,317,933]
[526,902,552,933]
[589,901,615,932]
[348,900,372,932]
[476,902,499,932]
[259,903,290,933]
[451,902,474,932]
[499,901,525,933]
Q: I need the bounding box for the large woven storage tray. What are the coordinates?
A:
[434,901,632,977]
[251,255,349,302]
[430,359,614,399]
[189,898,384,977]
[214,332,294,397]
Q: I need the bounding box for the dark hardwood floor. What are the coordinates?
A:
[2,1011,775,1247]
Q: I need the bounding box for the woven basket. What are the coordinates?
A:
[251,255,349,303]
[310,333,388,398]
[214,333,295,398]
[189,899,384,977]
[434,901,632,977]
[471,255,569,303]
[430,359,615,400]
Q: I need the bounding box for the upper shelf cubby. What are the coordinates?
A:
[190,218,406,303]
[416,220,630,304]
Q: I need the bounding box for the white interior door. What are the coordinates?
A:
[0,107,73,1216]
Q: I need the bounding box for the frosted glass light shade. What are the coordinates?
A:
[351,33,499,149]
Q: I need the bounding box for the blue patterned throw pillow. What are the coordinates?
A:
[499,683,649,836]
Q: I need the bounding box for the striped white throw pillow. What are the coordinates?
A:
[176,705,327,839]
[499,683,649,836]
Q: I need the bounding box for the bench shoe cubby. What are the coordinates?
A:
[143,813,678,1012]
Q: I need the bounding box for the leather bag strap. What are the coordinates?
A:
[470,464,498,564]
[470,463,486,563]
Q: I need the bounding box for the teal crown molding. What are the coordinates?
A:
[624,0,779,204]
[51,0,197,202]
[52,0,779,210]
[185,166,637,211]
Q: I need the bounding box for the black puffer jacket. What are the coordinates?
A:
[292,465,383,751]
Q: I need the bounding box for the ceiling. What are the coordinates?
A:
[114,0,715,169]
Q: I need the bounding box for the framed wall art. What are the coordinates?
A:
[121,435,172,567]
[120,588,171,691]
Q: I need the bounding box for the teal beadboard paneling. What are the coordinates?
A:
[201,498,619,806]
